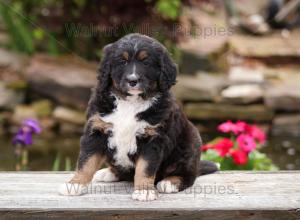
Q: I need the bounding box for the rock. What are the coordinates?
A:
[272,114,300,136]
[265,74,300,111]
[53,106,85,125]
[0,48,28,72]
[265,85,300,111]
[184,103,274,122]
[230,31,300,57]
[13,105,38,123]
[172,73,227,101]
[24,55,97,109]
[12,100,53,123]
[31,100,53,117]
[59,122,84,134]
[0,83,24,110]
[228,67,264,84]
[221,84,263,104]
[178,7,230,73]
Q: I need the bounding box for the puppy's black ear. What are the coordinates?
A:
[97,43,113,92]
[159,48,177,91]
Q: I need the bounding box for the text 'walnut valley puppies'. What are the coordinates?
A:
[58,33,218,201]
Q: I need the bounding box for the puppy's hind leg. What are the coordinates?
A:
[58,153,105,196]
[58,128,107,196]
[92,167,119,182]
[156,176,182,193]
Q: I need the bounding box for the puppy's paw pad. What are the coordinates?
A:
[132,189,158,201]
[92,168,119,182]
[157,180,179,193]
[58,183,86,196]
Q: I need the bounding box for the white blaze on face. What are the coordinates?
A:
[128,64,142,95]
[128,64,137,80]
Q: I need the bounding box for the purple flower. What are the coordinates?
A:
[22,119,42,134]
[12,119,42,146]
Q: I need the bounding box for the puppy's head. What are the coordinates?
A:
[98,33,177,98]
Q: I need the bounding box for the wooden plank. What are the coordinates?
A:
[0,171,299,220]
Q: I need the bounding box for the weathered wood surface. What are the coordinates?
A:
[0,171,299,220]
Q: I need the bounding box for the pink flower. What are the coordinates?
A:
[235,121,247,133]
[246,125,266,144]
[218,120,248,135]
[214,138,234,157]
[230,149,248,165]
[237,134,256,153]
[218,121,237,134]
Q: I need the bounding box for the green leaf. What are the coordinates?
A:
[155,0,181,20]
[249,150,279,171]
[52,153,61,171]
[33,28,45,40]
[47,33,59,56]
[201,149,223,163]
[65,157,72,171]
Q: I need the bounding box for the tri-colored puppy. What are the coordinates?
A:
[59,33,218,201]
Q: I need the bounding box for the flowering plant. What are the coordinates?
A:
[12,119,42,171]
[201,121,278,171]
[12,119,42,146]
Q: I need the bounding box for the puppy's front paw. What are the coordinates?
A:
[157,180,179,193]
[92,168,119,182]
[132,189,158,201]
[58,182,87,196]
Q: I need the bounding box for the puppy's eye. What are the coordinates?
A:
[142,60,149,66]
[121,59,128,65]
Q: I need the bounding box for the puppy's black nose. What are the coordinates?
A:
[127,74,140,87]
[128,79,138,87]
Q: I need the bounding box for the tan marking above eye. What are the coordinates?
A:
[122,51,129,61]
[137,50,148,60]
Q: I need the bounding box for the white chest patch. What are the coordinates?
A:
[102,95,154,168]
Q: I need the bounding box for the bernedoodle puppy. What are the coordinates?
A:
[59,33,218,201]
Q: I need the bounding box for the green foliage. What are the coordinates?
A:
[155,0,181,20]
[202,150,279,171]
[52,153,72,171]
[52,153,61,171]
[0,1,34,54]
[249,151,278,171]
[0,0,182,61]
[201,149,223,163]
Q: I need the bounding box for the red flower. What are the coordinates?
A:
[214,138,234,157]
[201,143,213,152]
[237,134,256,153]
[230,149,248,165]
[245,125,266,144]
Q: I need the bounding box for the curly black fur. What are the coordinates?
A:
[77,33,218,191]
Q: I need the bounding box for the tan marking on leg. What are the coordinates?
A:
[89,114,112,134]
[134,157,155,190]
[143,124,161,137]
[70,154,105,185]
[144,126,158,137]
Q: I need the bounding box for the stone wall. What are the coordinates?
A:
[0,45,300,137]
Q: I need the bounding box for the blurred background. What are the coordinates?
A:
[0,0,299,171]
